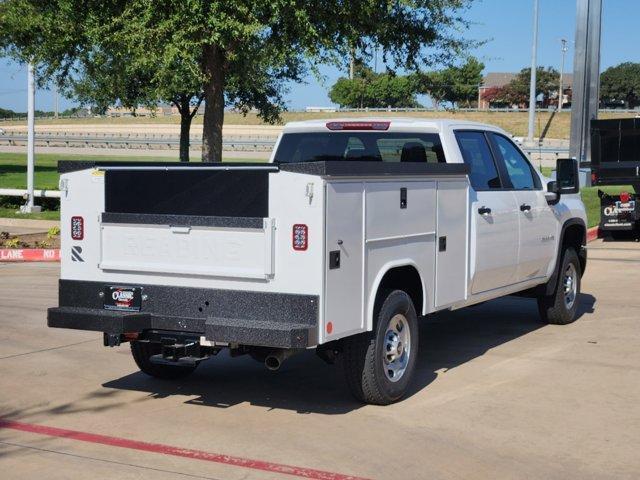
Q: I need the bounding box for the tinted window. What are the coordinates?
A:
[455,131,501,190]
[274,132,444,163]
[491,134,537,189]
[376,137,443,163]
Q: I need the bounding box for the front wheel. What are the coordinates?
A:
[342,290,419,405]
[537,248,581,325]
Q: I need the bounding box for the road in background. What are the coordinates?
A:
[1,240,639,479]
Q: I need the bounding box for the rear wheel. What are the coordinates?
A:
[537,248,581,325]
[342,290,418,405]
[130,341,197,379]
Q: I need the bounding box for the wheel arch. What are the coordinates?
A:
[546,218,587,296]
[367,261,426,331]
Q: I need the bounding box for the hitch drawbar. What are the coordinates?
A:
[104,331,220,367]
[148,339,215,367]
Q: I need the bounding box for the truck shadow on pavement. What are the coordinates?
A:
[102,294,596,414]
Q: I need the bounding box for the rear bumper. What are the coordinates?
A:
[48,280,318,349]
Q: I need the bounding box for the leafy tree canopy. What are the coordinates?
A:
[1,0,477,161]
[600,62,640,108]
[480,66,559,106]
[504,67,559,105]
[329,67,421,108]
[416,56,484,107]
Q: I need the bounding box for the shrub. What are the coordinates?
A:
[47,226,60,238]
[3,238,20,248]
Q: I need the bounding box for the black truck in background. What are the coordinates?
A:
[590,118,640,238]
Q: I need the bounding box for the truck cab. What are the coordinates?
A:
[271,119,587,307]
[48,118,587,405]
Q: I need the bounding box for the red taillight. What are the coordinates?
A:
[292,224,308,251]
[71,216,84,240]
[326,121,390,131]
[620,192,631,203]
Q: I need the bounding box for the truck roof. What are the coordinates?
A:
[282,117,506,134]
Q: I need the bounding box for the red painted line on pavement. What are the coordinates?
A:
[0,249,60,262]
[587,226,599,243]
[0,419,369,480]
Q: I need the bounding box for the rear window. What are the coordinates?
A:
[273,132,445,163]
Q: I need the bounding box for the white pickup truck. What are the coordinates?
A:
[48,118,587,405]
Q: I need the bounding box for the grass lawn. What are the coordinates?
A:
[581,185,633,228]
[0,152,263,221]
[0,207,60,221]
[0,152,264,190]
[0,153,633,227]
[539,166,632,228]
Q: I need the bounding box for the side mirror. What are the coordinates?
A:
[556,158,580,194]
[545,180,560,204]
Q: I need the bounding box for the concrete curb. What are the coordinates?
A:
[587,226,599,243]
[0,249,60,262]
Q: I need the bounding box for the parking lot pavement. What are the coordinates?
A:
[1,239,639,480]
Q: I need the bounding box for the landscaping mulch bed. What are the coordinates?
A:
[1,230,60,249]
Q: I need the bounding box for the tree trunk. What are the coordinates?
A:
[179,103,192,162]
[202,44,225,163]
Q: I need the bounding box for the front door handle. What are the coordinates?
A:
[520,203,532,212]
[478,206,492,216]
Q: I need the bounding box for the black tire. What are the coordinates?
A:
[608,230,629,241]
[130,341,197,380]
[537,248,581,325]
[342,290,419,405]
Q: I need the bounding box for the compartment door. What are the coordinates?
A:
[324,182,364,341]
[435,181,469,308]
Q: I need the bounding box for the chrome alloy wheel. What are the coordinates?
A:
[383,314,411,382]
[563,263,578,310]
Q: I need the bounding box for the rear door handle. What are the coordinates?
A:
[478,206,492,216]
[520,203,532,212]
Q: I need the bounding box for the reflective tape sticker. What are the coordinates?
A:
[71,246,84,262]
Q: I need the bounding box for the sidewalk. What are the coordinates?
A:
[0,218,59,235]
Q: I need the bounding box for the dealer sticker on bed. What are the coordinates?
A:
[103,286,142,311]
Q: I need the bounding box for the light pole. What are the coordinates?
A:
[569,0,602,163]
[20,63,40,213]
[558,38,569,112]
[527,0,540,141]
[54,84,59,118]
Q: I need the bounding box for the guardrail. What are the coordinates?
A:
[0,133,570,156]
[0,188,61,198]
[0,134,275,151]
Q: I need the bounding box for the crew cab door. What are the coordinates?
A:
[488,133,556,282]
[454,131,519,294]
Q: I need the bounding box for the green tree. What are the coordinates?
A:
[1,0,476,162]
[417,70,449,109]
[448,57,484,107]
[69,50,204,161]
[416,57,484,108]
[503,67,559,105]
[600,62,640,108]
[329,67,421,108]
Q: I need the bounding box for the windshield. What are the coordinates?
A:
[273,132,445,164]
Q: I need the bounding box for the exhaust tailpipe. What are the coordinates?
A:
[264,349,299,371]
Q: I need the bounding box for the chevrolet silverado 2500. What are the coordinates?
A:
[48,119,587,404]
